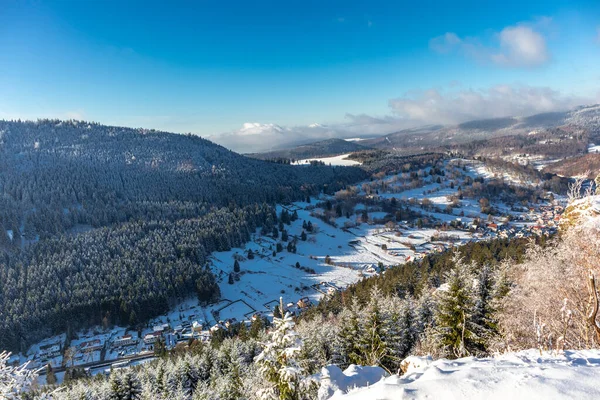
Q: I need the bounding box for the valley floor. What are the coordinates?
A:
[12,158,563,385]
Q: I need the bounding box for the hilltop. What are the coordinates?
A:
[360,104,600,154]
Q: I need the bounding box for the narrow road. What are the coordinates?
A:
[39,353,156,375]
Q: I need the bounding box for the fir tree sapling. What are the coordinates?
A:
[255,298,314,400]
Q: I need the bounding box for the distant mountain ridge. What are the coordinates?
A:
[360,104,600,151]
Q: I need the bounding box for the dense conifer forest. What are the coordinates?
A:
[0,120,366,352]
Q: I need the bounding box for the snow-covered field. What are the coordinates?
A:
[293,154,361,166]
[344,138,367,142]
[588,143,600,153]
[471,161,539,187]
[14,157,562,382]
[324,350,600,399]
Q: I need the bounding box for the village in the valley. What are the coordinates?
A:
[8,157,566,384]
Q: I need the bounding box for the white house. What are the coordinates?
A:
[112,334,137,347]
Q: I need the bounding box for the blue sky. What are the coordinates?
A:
[1,0,599,151]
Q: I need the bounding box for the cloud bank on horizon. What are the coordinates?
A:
[210,84,598,153]
[208,16,599,153]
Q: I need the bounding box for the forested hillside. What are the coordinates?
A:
[542,153,600,178]
[0,119,365,241]
[0,119,366,352]
[249,138,368,162]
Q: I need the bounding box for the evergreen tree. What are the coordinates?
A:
[381,310,404,371]
[154,337,168,357]
[416,293,435,334]
[179,359,199,398]
[234,260,240,273]
[155,363,166,397]
[256,299,311,400]
[385,299,417,366]
[250,316,266,339]
[434,257,480,358]
[217,363,244,400]
[336,304,361,368]
[472,263,499,350]
[335,204,342,218]
[306,221,313,232]
[46,363,57,385]
[357,299,386,367]
[109,370,142,400]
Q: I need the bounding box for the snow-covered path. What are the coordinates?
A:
[328,350,600,399]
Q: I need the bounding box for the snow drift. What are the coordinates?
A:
[325,350,600,399]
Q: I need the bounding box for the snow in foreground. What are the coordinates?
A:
[322,349,600,399]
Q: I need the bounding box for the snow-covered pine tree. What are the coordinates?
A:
[434,256,480,358]
[0,351,40,400]
[357,295,387,368]
[191,381,214,400]
[493,260,512,300]
[396,298,417,359]
[335,301,362,368]
[155,362,166,398]
[196,347,214,382]
[109,370,142,400]
[140,379,160,400]
[473,263,499,351]
[179,358,200,398]
[255,298,312,400]
[213,363,244,400]
[296,315,339,374]
[415,292,436,334]
[380,306,403,371]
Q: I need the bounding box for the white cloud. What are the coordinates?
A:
[388,85,590,125]
[430,21,550,67]
[491,26,549,67]
[209,123,353,153]
[429,32,462,54]
[208,84,595,153]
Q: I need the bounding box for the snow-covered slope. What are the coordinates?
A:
[293,153,362,166]
[327,350,600,399]
[560,195,600,232]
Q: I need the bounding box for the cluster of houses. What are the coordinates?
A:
[38,342,62,360]
[480,205,563,239]
[142,319,207,347]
